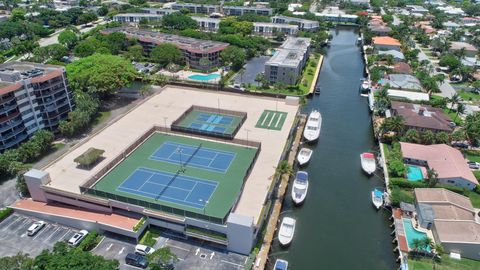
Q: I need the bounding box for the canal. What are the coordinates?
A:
[270,26,397,269]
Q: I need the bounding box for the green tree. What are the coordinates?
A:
[66,54,137,96]
[78,12,98,25]
[162,13,198,30]
[455,103,465,121]
[421,130,436,145]
[412,238,423,251]
[426,168,439,188]
[275,160,293,178]
[104,32,129,54]
[58,30,78,50]
[451,129,466,142]
[435,132,449,144]
[73,40,96,57]
[464,112,480,146]
[150,44,182,67]
[0,252,34,270]
[220,46,246,71]
[439,54,461,70]
[384,116,405,135]
[125,45,144,61]
[147,247,178,270]
[10,8,26,22]
[404,129,420,143]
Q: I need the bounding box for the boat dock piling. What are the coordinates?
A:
[254,115,306,270]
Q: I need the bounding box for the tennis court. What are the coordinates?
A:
[174,109,245,138]
[150,141,235,173]
[255,110,288,131]
[91,132,258,219]
[117,167,217,209]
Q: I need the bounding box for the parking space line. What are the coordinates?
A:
[106,243,113,251]
[167,244,190,252]
[33,224,50,241]
[3,216,24,231]
[58,229,71,241]
[119,247,125,254]
[45,226,60,242]
[221,260,244,269]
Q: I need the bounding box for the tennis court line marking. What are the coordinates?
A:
[207,152,218,167]
[137,172,155,192]
[149,141,237,174]
[137,167,217,188]
[117,186,206,208]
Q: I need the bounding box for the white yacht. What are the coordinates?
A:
[278,217,296,246]
[360,152,376,175]
[303,110,321,142]
[371,188,384,210]
[291,171,309,205]
[297,148,313,166]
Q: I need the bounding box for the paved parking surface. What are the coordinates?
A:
[92,233,138,270]
[158,232,247,270]
[233,56,270,86]
[0,213,78,257]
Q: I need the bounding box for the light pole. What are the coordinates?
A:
[245,128,250,147]
[163,116,168,134]
[199,199,209,215]
[176,147,183,170]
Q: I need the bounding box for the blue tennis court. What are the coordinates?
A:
[196,113,233,125]
[117,167,217,209]
[150,141,236,173]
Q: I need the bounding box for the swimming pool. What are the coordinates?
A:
[403,219,431,251]
[188,74,220,81]
[407,165,423,181]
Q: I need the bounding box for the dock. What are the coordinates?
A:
[308,55,324,95]
[253,115,306,270]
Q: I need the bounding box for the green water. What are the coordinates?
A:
[269,26,397,270]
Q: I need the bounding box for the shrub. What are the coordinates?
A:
[133,217,146,232]
[390,178,427,189]
[76,231,101,252]
[0,208,13,221]
[390,188,414,207]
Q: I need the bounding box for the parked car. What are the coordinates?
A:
[27,221,45,236]
[68,230,88,246]
[135,244,156,256]
[125,253,148,269]
[452,141,469,149]
[468,161,480,169]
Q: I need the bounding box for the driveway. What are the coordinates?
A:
[233,56,270,86]
[0,213,78,257]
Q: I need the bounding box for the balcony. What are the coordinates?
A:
[0,132,28,151]
[0,118,23,133]
[1,125,27,141]
[0,103,18,115]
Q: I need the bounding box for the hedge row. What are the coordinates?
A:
[76,231,101,252]
[0,208,13,221]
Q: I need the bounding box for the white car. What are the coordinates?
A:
[27,221,45,236]
[68,230,88,246]
[468,161,480,169]
[135,244,156,256]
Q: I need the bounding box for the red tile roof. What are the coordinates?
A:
[372,36,401,46]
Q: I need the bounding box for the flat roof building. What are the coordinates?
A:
[113,13,164,24]
[271,15,320,31]
[223,6,273,16]
[265,37,311,85]
[253,22,298,36]
[171,3,219,14]
[192,16,221,32]
[0,62,73,151]
[20,86,299,255]
[101,27,229,70]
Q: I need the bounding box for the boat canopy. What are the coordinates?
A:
[362,152,375,159]
[296,171,308,182]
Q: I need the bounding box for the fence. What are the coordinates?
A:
[79,126,262,224]
[170,105,248,140]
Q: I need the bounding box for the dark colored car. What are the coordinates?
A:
[125,253,148,269]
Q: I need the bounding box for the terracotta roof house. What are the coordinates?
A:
[392,62,413,74]
[401,142,478,190]
[372,36,402,52]
[449,41,478,57]
[390,101,453,133]
[380,74,422,91]
[414,188,480,260]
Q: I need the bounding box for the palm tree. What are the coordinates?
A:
[275,160,293,179]
[421,236,433,251]
[448,93,460,112]
[412,238,423,251]
[454,103,465,121]
[404,129,420,143]
[385,116,405,135]
[422,130,436,145]
[426,168,439,188]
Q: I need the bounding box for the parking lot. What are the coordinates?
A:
[92,232,138,270]
[0,213,78,257]
[158,232,247,270]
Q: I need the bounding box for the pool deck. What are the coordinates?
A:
[157,69,222,83]
[42,86,298,223]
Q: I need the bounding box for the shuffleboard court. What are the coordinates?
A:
[117,167,217,209]
[150,141,236,173]
[255,110,288,131]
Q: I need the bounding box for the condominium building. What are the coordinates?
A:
[0,62,74,151]
[192,16,221,32]
[271,15,320,31]
[101,27,229,70]
[171,3,219,14]
[253,22,298,36]
[264,37,311,85]
[140,8,178,16]
[223,6,273,16]
[113,13,164,24]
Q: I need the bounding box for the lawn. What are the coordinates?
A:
[92,111,112,126]
[408,256,480,270]
[298,53,321,94]
[442,108,463,126]
[139,227,162,247]
[468,191,480,208]
[458,90,480,102]
[463,150,480,163]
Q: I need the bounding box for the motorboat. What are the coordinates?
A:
[278,217,296,246]
[274,259,289,270]
[297,148,313,166]
[368,91,375,112]
[371,188,384,210]
[291,171,309,205]
[360,152,376,175]
[360,79,370,95]
[314,87,321,94]
[303,110,321,143]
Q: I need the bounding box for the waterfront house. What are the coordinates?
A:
[449,42,478,58]
[378,50,405,62]
[380,74,422,91]
[414,188,480,260]
[389,101,454,133]
[372,36,402,52]
[400,143,478,190]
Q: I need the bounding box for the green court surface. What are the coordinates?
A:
[255,110,287,131]
[92,132,257,221]
[176,110,243,137]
